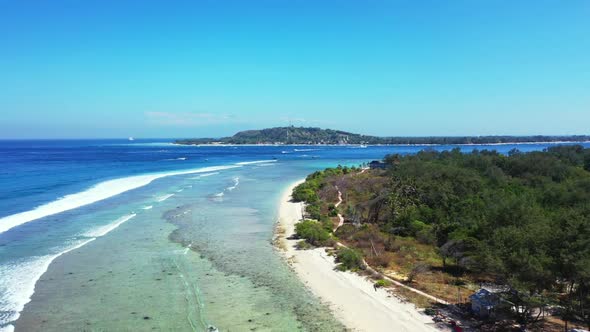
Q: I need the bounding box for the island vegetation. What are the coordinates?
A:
[292,145,590,331]
[175,126,590,146]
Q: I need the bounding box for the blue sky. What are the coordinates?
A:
[1,0,589,138]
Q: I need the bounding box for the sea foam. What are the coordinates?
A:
[156,194,175,202]
[235,160,277,165]
[82,213,137,238]
[0,238,95,331]
[1,211,143,330]
[226,177,240,191]
[294,148,320,152]
[0,165,239,235]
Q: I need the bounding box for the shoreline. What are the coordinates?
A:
[175,141,590,147]
[275,180,438,332]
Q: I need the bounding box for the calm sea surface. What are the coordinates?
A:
[1,140,587,331]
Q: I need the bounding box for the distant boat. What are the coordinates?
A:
[207,325,219,332]
[128,137,135,141]
[359,144,368,148]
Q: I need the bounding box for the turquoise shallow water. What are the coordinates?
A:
[11,160,348,331]
[3,141,589,331]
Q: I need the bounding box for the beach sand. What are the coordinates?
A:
[276,180,439,332]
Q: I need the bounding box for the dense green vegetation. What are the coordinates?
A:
[295,145,590,328]
[335,247,365,271]
[175,126,590,145]
[294,220,333,247]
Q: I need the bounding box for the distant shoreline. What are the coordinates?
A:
[174,126,590,146]
[174,140,590,147]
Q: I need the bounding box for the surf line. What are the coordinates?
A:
[0,165,240,235]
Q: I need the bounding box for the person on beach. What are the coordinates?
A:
[373,284,378,292]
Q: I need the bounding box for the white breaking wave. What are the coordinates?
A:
[294,148,320,152]
[0,211,142,330]
[156,194,174,202]
[226,177,240,191]
[0,165,240,235]
[235,160,277,165]
[214,192,224,197]
[141,205,153,210]
[0,238,95,331]
[199,172,219,177]
[189,172,219,180]
[82,214,137,238]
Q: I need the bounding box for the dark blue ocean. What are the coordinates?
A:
[1,140,588,331]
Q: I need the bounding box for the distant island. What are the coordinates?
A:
[175,127,590,145]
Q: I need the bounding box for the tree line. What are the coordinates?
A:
[293,145,590,329]
[175,126,590,145]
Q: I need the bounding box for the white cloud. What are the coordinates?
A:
[279,116,307,124]
[145,111,237,126]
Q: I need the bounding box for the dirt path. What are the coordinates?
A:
[333,186,345,231]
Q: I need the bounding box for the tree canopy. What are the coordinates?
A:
[295,145,590,328]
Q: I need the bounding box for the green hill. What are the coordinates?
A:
[175,127,590,145]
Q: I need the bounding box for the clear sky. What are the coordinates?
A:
[1,0,589,138]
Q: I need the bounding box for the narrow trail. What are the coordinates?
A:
[331,170,449,306]
[333,240,449,305]
[333,186,344,232]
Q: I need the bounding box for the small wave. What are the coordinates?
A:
[141,205,153,210]
[83,214,137,238]
[0,165,240,235]
[0,238,96,330]
[200,172,219,177]
[156,194,174,202]
[176,189,184,193]
[189,172,219,180]
[281,151,289,154]
[255,163,276,167]
[235,160,277,165]
[214,192,224,197]
[294,148,320,152]
[226,177,240,191]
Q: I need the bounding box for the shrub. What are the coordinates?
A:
[375,279,391,288]
[295,220,332,246]
[336,247,365,271]
[296,240,313,250]
[416,228,436,245]
[408,220,428,235]
[305,203,322,220]
[424,308,437,316]
[292,184,319,203]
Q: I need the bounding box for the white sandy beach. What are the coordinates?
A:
[276,180,439,332]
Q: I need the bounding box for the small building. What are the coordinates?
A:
[369,160,388,170]
[470,288,500,318]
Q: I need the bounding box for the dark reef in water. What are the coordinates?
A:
[163,204,345,332]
